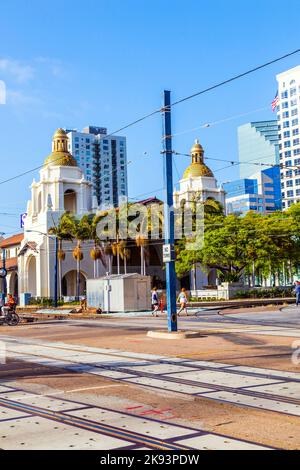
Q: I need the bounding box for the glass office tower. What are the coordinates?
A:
[238,121,279,179]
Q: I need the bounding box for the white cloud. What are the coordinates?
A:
[0,58,35,83]
[35,56,66,78]
[0,80,6,104]
[6,89,42,107]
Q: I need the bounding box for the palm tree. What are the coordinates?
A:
[203,197,224,216]
[111,237,126,274]
[49,213,74,299]
[104,242,113,274]
[88,213,106,278]
[135,235,147,275]
[122,247,131,274]
[67,214,91,299]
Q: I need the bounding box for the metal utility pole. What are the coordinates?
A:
[162,90,177,332]
[1,247,7,304]
[54,236,58,308]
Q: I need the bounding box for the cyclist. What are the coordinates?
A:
[1,294,16,317]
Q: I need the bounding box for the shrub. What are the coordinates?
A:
[234,287,294,299]
[28,297,64,307]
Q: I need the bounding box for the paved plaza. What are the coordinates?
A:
[0,306,299,450]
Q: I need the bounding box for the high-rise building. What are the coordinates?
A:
[67,126,128,210]
[276,65,300,210]
[238,121,279,179]
[224,166,281,216]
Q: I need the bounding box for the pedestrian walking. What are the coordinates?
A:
[151,287,160,316]
[80,295,87,312]
[295,281,300,307]
[160,292,166,314]
[177,288,188,316]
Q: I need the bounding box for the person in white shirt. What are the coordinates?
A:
[177,288,188,316]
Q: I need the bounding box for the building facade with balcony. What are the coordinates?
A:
[276,65,300,210]
[67,126,128,210]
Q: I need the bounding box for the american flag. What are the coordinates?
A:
[272,92,279,112]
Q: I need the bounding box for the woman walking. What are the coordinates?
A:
[177,288,188,316]
[151,287,160,317]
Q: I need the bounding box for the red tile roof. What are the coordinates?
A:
[0,233,24,248]
[4,257,18,271]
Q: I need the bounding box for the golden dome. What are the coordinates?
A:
[191,141,204,155]
[44,128,77,167]
[183,139,214,179]
[53,128,67,137]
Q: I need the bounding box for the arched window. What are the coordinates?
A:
[64,189,77,213]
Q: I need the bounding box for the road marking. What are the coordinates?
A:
[3,335,300,418]
[0,396,195,450]
[0,391,272,450]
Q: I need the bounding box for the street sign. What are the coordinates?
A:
[0,268,7,278]
[20,213,27,229]
[163,244,172,263]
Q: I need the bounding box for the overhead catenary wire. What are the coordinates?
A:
[1,48,300,189]
[170,48,300,108]
[2,48,300,234]
[168,105,272,138]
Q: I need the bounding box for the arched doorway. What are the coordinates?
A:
[64,189,77,213]
[27,256,37,297]
[9,271,18,297]
[62,270,86,297]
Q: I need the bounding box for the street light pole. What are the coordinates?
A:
[0,232,7,304]
[54,235,58,308]
[1,247,7,304]
[162,90,177,332]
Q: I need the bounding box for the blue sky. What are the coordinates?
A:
[0,0,300,234]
